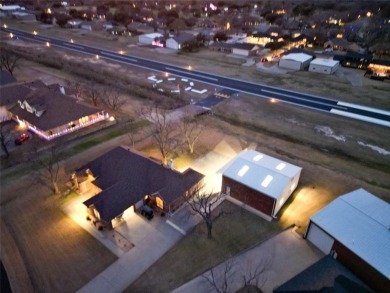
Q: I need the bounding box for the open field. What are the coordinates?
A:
[126,200,282,293]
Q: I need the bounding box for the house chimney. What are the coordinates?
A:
[168,159,174,170]
[59,86,66,95]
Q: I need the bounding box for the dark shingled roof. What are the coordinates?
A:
[209,42,233,49]
[9,88,102,131]
[82,147,204,222]
[273,256,374,293]
[173,32,196,44]
[0,84,32,106]
[0,70,17,86]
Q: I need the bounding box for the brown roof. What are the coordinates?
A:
[9,88,102,131]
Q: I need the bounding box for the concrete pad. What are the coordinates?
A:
[172,228,324,293]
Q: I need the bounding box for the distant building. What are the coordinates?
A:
[309,58,340,74]
[219,150,301,219]
[138,33,164,46]
[231,43,259,56]
[305,189,390,292]
[279,53,313,70]
[166,33,196,50]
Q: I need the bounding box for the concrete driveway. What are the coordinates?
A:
[172,227,324,293]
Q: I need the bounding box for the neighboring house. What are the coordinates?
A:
[9,88,106,140]
[333,51,373,69]
[274,256,374,293]
[166,33,196,50]
[245,32,275,46]
[67,19,83,28]
[0,84,31,121]
[127,21,155,34]
[219,150,301,219]
[209,42,232,53]
[0,70,17,86]
[78,147,205,227]
[231,43,259,57]
[287,34,311,49]
[80,21,103,31]
[305,189,390,293]
[367,59,390,78]
[309,58,340,75]
[324,38,361,52]
[11,11,36,21]
[138,32,164,46]
[279,53,313,70]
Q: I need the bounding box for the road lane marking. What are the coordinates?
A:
[100,51,138,63]
[337,102,390,116]
[165,67,218,81]
[64,43,85,50]
[330,109,390,127]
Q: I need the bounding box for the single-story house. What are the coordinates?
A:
[219,149,301,219]
[127,21,155,34]
[209,42,233,53]
[309,58,340,74]
[9,88,106,140]
[367,59,390,78]
[324,38,361,52]
[279,53,313,70]
[305,189,390,292]
[80,21,103,31]
[245,32,275,46]
[79,147,205,227]
[231,43,259,57]
[11,11,36,21]
[274,255,374,293]
[166,32,196,50]
[334,51,373,69]
[67,19,83,28]
[138,32,164,46]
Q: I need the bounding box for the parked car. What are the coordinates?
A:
[140,205,154,220]
[15,133,29,145]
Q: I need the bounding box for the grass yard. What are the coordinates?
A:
[126,200,282,293]
[0,190,117,293]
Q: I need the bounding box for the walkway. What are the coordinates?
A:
[172,228,324,293]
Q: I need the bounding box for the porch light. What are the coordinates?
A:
[109,116,115,121]
[18,121,27,129]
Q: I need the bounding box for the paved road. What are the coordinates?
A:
[2,27,390,127]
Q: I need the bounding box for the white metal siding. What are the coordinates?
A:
[307,222,334,254]
[279,59,301,70]
[232,48,249,56]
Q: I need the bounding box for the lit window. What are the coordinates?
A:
[261,175,273,187]
[276,163,286,170]
[237,165,249,177]
[253,154,263,161]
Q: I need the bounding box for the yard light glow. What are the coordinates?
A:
[46,42,50,47]
[188,65,192,70]
[18,121,27,129]
[33,30,37,35]
[119,50,124,54]
[70,38,74,43]
[96,55,99,59]
[270,98,277,103]
[3,24,7,28]
[109,116,115,122]
[10,33,13,38]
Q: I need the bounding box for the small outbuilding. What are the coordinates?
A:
[231,43,259,57]
[220,150,301,219]
[138,33,164,45]
[309,58,340,74]
[305,189,390,292]
[279,53,313,70]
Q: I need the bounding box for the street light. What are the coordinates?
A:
[70,39,74,43]
[188,65,192,70]
[10,33,13,38]
[33,30,38,35]
[3,24,7,28]
[46,42,50,47]
[96,55,99,59]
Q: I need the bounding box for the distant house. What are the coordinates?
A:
[309,58,340,74]
[138,32,164,46]
[67,19,83,28]
[209,42,232,53]
[305,189,390,293]
[127,21,155,34]
[324,38,361,52]
[11,12,36,21]
[279,53,313,70]
[333,51,373,69]
[9,88,106,140]
[219,150,301,219]
[80,21,103,31]
[231,43,259,56]
[79,147,205,227]
[166,33,196,50]
[246,32,275,46]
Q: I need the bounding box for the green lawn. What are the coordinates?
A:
[125,200,282,293]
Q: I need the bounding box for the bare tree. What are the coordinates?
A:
[0,52,19,76]
[104,90,126,119]
[0,122,12,158]
[36,144,62,195]
[179,116,204,154]
[186,188,223,238]
[125,119,139,149]
[66,80,83,99]
[139,104,177,165]
[203,260,235,293]
[84,83,101,106]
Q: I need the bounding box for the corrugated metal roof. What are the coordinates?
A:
[310,58,339,67]
[219,150,301,199]
[311,189,390,279]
